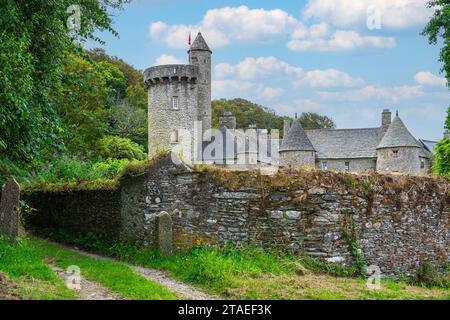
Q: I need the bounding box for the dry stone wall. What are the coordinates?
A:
[24,155,449,277]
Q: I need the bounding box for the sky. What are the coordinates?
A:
[86,0,449,140]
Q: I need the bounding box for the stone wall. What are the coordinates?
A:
[377,147,421,174]
[280,151,315,169]
[24,155,449,277]
[316,158,377,173]
[24,188,124,241]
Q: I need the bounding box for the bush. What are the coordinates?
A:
[96,136,146,161]
[30,156,130,184]
[414,262,449,288]
[0,158,31,185]
[433,137,450,178]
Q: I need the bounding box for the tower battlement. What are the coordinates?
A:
[144,64,199,88]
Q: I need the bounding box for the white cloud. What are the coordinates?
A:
[414,71,447,87]
[153,54,185,66]
[295,69,365,88]
[318,85,424,102]
[212,80,284,102]
[303,0,432,29]
[261,87,285,101]
[149,6,299,49]
[215,57,303,80]
[288,30,396,52]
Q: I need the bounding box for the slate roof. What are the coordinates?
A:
[419,139,438,155]
[190,32,212,52]
[280,120,315,152]
[305,128,383,159]
[377,116,420,149]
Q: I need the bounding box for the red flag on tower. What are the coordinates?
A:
[188,33,191,46]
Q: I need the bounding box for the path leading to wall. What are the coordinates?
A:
[51,264,125,300]
[54,243,220,300]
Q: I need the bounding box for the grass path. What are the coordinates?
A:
[0,237,177,300]
[55,242,221,300]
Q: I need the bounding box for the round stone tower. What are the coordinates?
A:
[279,118,316,169]
[144,32,212,158]
[376,112,421,174]
[188,32,212,137]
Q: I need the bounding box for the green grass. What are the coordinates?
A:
[16,230,450,300]
[0,237,77,300]
[90,242,448,300]
[0,237,177,300]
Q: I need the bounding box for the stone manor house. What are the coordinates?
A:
[144,32,436,175]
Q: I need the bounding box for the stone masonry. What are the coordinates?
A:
[24,155,449,277]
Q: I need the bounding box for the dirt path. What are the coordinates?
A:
[54,243,220,300]
[50,264,125,300]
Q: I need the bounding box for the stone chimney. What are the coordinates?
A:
[283,119,291,137]
[219,112,236,130]
[381,109,392,132]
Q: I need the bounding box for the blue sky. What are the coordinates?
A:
[87,0,449,140]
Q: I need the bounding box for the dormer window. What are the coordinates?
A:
[171,96,179,110]
[392,150,399,158]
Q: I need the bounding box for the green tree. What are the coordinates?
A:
[422,0,450,86]
[97,61,128,104]
[433,137,450,177]
[298,112,336,130]
[110,102,148,149]
[125,84,148,109]
[87,48,143,87]
[0,0,130,167]
[57,55,109,155]
[96,136,146,160]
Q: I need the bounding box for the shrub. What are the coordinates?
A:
[414,262,449,288]
[30,156,130,184]
[96,136,146,160]
[433,137,450,179]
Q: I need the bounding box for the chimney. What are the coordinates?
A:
[219,112,236,130]
[283,119,291,138]
[381,109,391,132]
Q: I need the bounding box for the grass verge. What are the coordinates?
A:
[0,236,177,300]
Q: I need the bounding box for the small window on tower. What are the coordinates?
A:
[421,159,425,169]
[345,162,350,171]
[171,96,179,110]
[392,150,399,158]
[170,129,179,144]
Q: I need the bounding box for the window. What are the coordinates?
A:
[322,161,328,170]
[171,96,179,110]
[392,150,399,158]
[421,159,425,169]
[345,162,350,171]
[170,129,179,144]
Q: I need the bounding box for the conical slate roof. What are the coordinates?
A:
[377,115,420,149]
[280,120,315,152]
[190,32,212,52]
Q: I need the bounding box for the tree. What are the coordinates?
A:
[96,136,146,160]
[97,61,128,104]
[433,137,450,177]
[57,55,109,155]
[110,102,148,149]
[422,0,450,86]
[0,0,130,167]
[423,1,450,177]
[298,112,336,130]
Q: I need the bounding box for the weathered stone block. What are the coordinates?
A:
[156,211,173,255]
[0,178,20,242]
